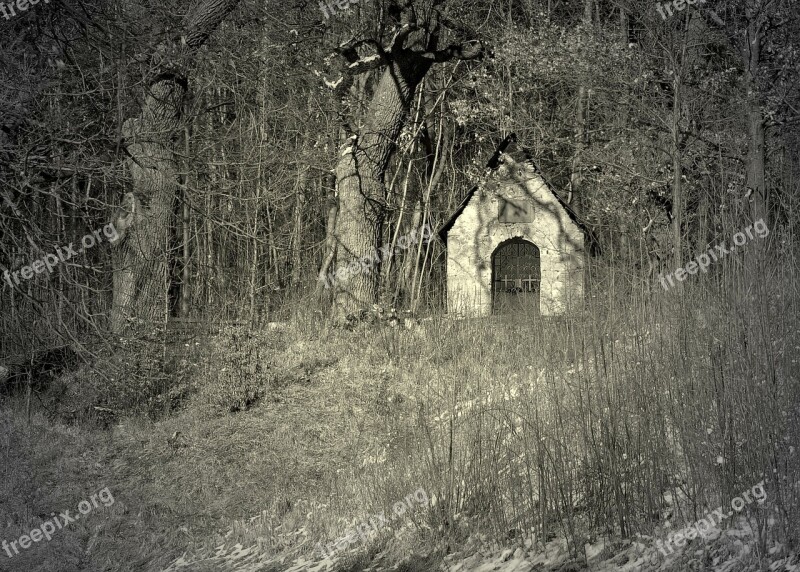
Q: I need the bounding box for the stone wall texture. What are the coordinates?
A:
[445,161,585,317]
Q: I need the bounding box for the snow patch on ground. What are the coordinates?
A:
[160,514,798,572]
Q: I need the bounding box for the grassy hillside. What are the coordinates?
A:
[1,263,799,571]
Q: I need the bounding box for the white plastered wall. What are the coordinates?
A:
[446,161,585,317]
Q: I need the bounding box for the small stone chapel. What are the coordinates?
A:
[439,154,588,317]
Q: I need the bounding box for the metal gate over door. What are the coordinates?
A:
[492,238,540,315]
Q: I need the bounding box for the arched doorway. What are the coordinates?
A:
[492,238,541,315]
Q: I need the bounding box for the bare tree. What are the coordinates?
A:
[319,2,484,320]
[109,0,241,333]
[701,0,794,230]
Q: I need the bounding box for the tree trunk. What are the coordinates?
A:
[323,20,483,321]
[703,4,769,229]
[332,55,434,320]
[110,83,181,333]
[108,0,240,334]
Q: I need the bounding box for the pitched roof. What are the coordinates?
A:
[437,184,480,240]
[437,154,593,242]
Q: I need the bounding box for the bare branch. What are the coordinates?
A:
[420,40,484,63]
[388,23,419,53]
[181,0,242,52]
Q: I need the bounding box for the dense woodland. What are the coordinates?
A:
[0,0,796,341]
[0,0,799,571]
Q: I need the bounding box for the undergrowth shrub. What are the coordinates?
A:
[57,327,198,423]
[196,326,286,413]
[293,241,800,564]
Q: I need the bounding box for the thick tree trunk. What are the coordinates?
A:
[322,19,483,321]
[110,255,136,331]
[108,0,240,334]
[110,83,182,332]
[332,55,433,321]
[333,144,382,316]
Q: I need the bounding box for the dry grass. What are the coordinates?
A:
[1,247,799,572]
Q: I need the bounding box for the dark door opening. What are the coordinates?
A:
[492,238,540,315]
